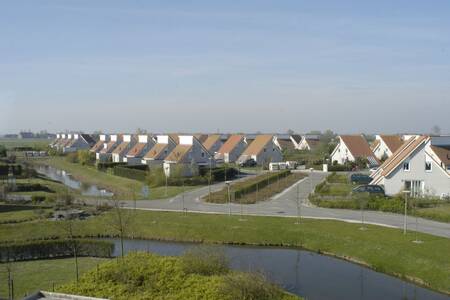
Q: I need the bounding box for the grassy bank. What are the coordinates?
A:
[0,257,108,299]
[0,210,449,294]
[31,157,200,200]
[0,138,50,150]
[58,252,298,300]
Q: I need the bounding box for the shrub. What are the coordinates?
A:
[31,195,46,203]
[113,166,148,182]
[78,150,96,166]
[0,239,114,262]
[0,164,22,177]
[219,272,284,300]
[181,246,229,276]
[96,162,126,171]
[65,152,79,163]
[14,183,53,193]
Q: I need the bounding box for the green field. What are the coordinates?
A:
[0,138,50,150]
[0,210,449,294]
[0,205,52,224]
[31,157,200,200]
[0,257,108,299]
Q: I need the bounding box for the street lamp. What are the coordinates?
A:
[402,190,410,235]
[226,181,232,216]
[208,157,212,202]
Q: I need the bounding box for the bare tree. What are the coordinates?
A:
[107,199,135,258]
[62,219,79,282]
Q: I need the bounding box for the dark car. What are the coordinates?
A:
[239,158,257,167]
[352,185,385,196]
[350,173,373,184]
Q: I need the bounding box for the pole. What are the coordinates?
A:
[165,173,168,197]
[182,179,185,215]
[208,158,212,202]
[296,183,301,224]
[227,183,231,216]
[403,192,408,235]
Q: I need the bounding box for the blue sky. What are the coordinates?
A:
[1,1,449,134]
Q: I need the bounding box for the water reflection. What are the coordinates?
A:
[106,239,449,300]
[34,165,114,197]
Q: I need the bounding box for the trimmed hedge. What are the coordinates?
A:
[0,239,114,262]
[96,162,126,171]
[199,166,238,182]
[0,164,22,177]
[234,170,291,200]
[113,166,148,182]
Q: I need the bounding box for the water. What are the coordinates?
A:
[34,165,114,197]
[107,238,449,300]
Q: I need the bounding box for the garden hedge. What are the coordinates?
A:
[233,170,291,200]
[113,166,148,182]
[0,239,114,262]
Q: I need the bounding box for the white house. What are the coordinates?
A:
[63,133,96,153]
[141,135,177,166]
[274,134,297,151]
[90,134,109,157]
[124,134,156,165]
[297,135,321,151]
[98,134,122,162]
[330,135,379,167]
[371,135,450,198]
[111,134,137,163]
[237,135,283,166]
[371,135,404,161]
[215,134,248,163]
[163,135,213,177]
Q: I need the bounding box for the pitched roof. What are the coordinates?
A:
[127,143,148,157]
[340,135,375,159]
[100,141,117,153]
[305,138,320,148]
[194,134,208,143]
[218,135,244,154]
[143,143,169,159]
[291,134,302,144]
[168,134,180,144]
[80,134,95,145]
[203,134,221,151]
[90,140,104,152]
[370,139,381,151]
[165,144,192,162]
[430,145,450,168]
[379,135,404,153]
[112,142,130,154]
[380,135,429,177]
[242,135,273,156]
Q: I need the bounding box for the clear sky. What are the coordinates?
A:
[1,0,449,134]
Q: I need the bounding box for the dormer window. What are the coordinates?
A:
[403,162,410,171]
[425,161,432,172]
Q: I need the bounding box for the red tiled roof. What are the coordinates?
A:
[203,134,221,151]
[340,135,375,159]
[165,145,192,162]
[242,135,273,156]
[218,135,244,154]
[379,135,404,153]
[143,143,169,159]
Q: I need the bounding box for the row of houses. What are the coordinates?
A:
[51,133,96,153]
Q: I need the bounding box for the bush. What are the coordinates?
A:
[0,239,114,262]
[0,145,6,157]
[96,162,126,171]
[199,165,238,182]
[219,272,285,300]
[14,183,53,193]
[78,150,96,166]
[0,164,22,177]
[31,195,46,203]
[65,152,79,163]
[181,246,229,276]
[113,166,148,182]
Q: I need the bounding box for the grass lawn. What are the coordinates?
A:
[0,205,52,224]
[0,257,109,299]
[0,211,449,294]
[415,204,450,223]
[30,157,201,200]
[0,138,50,150]
[206,172,306,204]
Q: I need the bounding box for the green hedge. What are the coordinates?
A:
[0,239,114,262]
[0,164,22,177]
[96,162,126,171]
[113,166,148,182]
[199,166,238,182]
[234,170,291,200]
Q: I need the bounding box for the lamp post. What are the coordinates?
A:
[226,181,231,216]
[208,157,212,202]
[402,190,410,235]
[295,183,301,224]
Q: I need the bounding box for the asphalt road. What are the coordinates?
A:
[85,171,450,238]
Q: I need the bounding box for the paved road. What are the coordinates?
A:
[85,171,450,238]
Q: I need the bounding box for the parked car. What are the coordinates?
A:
[239,158,257,167]
[350,173,372,184]
[352,185,385,196]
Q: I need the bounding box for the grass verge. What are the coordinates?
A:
[0,210,448,294]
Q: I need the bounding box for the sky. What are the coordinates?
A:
[1,0,449,134]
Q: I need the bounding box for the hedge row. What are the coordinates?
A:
[199,166,238,182]
[233,170,291,200]
[0,164,22,177]
[0,239,114,262]
[96,162,126,171]
[112,166,148,182]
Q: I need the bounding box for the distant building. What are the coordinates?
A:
[112,134,136,163]
[142,135,178,166]
[125,134,156,165]
[330,135,379,167]
[238,135,283,166]
[19,131,34,139]
[371,135,404,160]
[215,134,248,163]
[298,135,321,151]
[202,134,224,155]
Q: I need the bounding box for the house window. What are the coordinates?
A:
[403,162,410,171]
[264,148,266,152]
[201,152,205,157]
[404,180,423,198]
[425,161,432,172]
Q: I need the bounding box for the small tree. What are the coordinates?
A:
[78,150,95,166]
[107,199,135,258]
[62,219,79,282]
